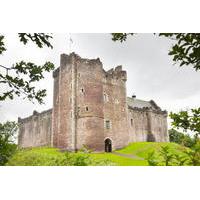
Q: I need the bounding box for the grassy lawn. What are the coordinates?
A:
[6,142,188,166]
[116,142,187,159]
[89,153,148,166]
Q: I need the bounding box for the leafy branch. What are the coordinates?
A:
[0,61,54,104]
[0,33,54,104]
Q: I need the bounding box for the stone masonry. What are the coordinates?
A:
[18,53,169,152]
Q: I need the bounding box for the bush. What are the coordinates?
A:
[0,121,18,165]
[6,147,115,166]
[147,143,200,166]
[147,151,159,166]
[169,129,196,148]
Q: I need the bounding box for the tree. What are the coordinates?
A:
[169,128,196,148]
[170,109,200,137]
[112,33,200,71]
[0,121,18,165]
[0,33,55,104]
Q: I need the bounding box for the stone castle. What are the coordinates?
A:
[18,53,169,152]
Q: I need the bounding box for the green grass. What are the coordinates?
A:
[89,153,148,166]
[6,142,188,166]
[6,147,66,166]
[116,142,187,159]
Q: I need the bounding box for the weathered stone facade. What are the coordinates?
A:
[18,109,52,148]
[18,53,169,151]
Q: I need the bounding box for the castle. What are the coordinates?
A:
[18,53,169,152]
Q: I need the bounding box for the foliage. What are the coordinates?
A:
[117,142,191,166]
[0,121,18,165]
[18,33,53,49]
[6,147,115,166]
[111,33,200,71]
[169,128,197,148]
[159,145,174,166]
[173,154,189,166]
[6,142,197,166]
[79,144,93,153]
[183,141,200,166]
[0,33,54,104]
[170,108,200,136]
[0,35,6,54]
[146,143,200,166]
[159,33,200,71]
[116,142,193,166]
[147,150,159,166]
[147,146,175,166]
[111,33,134,42]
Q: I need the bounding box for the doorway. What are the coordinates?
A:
[105,138,112,152]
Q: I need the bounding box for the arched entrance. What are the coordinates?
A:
[105,138,112,152]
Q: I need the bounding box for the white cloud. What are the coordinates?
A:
[1,33,200,124]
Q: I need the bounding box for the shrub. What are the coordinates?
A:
[147,151,159,166]
[0,121,18,165]
[6,148,115,166]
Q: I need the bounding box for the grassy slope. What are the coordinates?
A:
[91,142,187,166]
[117,142,186,158]
[7,142,187,166]
[89,153,148,166]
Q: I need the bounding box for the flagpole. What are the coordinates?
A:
[69,33,73,53]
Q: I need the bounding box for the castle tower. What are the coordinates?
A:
[52,53,129,151]
[103,66,129,150]
[52,53,105,151]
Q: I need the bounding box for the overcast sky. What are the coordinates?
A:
[1,33,200,123]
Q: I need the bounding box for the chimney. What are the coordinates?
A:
[132,94,136,99]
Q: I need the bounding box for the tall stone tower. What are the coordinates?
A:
[52,53,129,151]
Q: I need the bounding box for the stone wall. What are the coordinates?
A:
[18,109,52,148]
[128,108,149,142]
[150,110,169,142]
[75,55,104,151]
[103,66,129,150]
[128,107,169,143]
[52,54,73,150]
[52,53,105,151]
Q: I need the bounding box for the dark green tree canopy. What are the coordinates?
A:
[0,121,18,165]
[168,128,197,148]
[0,33,55,104]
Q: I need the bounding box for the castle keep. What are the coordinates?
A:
[18,53,169,152]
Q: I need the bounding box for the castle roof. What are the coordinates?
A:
[127,97,161,111]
